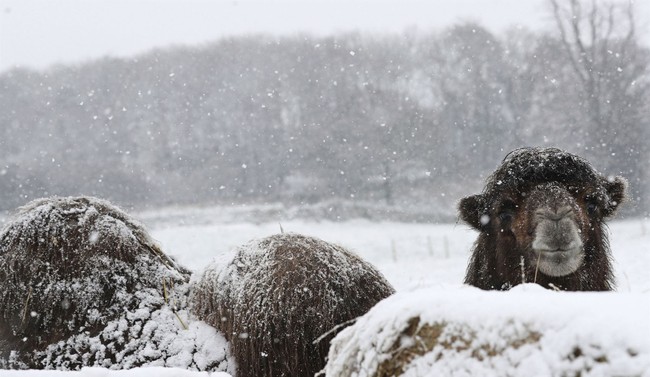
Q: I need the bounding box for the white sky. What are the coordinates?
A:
[0,0,646,73]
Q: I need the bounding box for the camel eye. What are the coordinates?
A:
[584,194,599,216]
[498,199,516,223]
[586,202,598,215]
[499,210,514,223]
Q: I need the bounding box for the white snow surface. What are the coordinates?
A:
[3,205,649,376]
[326,285,650,376]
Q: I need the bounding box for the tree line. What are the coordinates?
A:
[0,1,648,218]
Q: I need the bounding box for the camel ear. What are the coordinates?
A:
[603,176,627,217]
[459,194,487,230]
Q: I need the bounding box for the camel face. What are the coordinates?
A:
[517,183,586,277]
[459,147,627,291]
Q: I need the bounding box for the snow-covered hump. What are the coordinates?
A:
[191,232,394,377]
[0,196,232,372]
[0,196,180,267]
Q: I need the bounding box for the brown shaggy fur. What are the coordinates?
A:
[0,196,190,369]
[191,233,395,377]
[459,147,626,291]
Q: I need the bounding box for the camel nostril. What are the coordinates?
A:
[556,206,573,219]
[536,206,573,222]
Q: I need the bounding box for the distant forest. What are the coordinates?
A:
[1,1,648,219]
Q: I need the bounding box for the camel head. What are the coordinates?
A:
[459,147,626,290]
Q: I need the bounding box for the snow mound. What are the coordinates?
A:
[0,197,232,372]
[325,285,650,377]
[191,232,395,377]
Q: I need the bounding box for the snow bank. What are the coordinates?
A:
[326,284,650,377]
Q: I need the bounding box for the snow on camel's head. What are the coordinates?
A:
[458,147,627,291]
[0,196,191,368]
[191,232,395,377]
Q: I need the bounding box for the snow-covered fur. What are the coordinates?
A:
[459,148,627,291]
[191,233,395,377]
[0,196,232,372]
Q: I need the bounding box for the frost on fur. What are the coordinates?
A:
[191,232,395,377]
[0,196,232,372]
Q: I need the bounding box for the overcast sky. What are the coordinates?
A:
[0,0,646,73]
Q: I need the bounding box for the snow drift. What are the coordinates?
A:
[325,284,650,377]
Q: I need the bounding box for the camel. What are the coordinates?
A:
[191,232,395,377]
[459,147,626,291]
[0,196,204,369]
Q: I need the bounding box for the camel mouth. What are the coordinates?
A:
[536,247,580,254]
[531,247,584,277]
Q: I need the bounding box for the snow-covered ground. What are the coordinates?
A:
[4,206,650,376]
[147,213,650,294]
[326,285,650,376]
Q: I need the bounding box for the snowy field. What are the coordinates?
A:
[3,206,650,376]
[143,209,650,294]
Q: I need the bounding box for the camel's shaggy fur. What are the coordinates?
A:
[191,232,395,377]
[459,147,627,291]
[0,196,226,370]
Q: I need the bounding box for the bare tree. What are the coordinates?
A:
[549,0,649,213]
[549,0,643,130]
